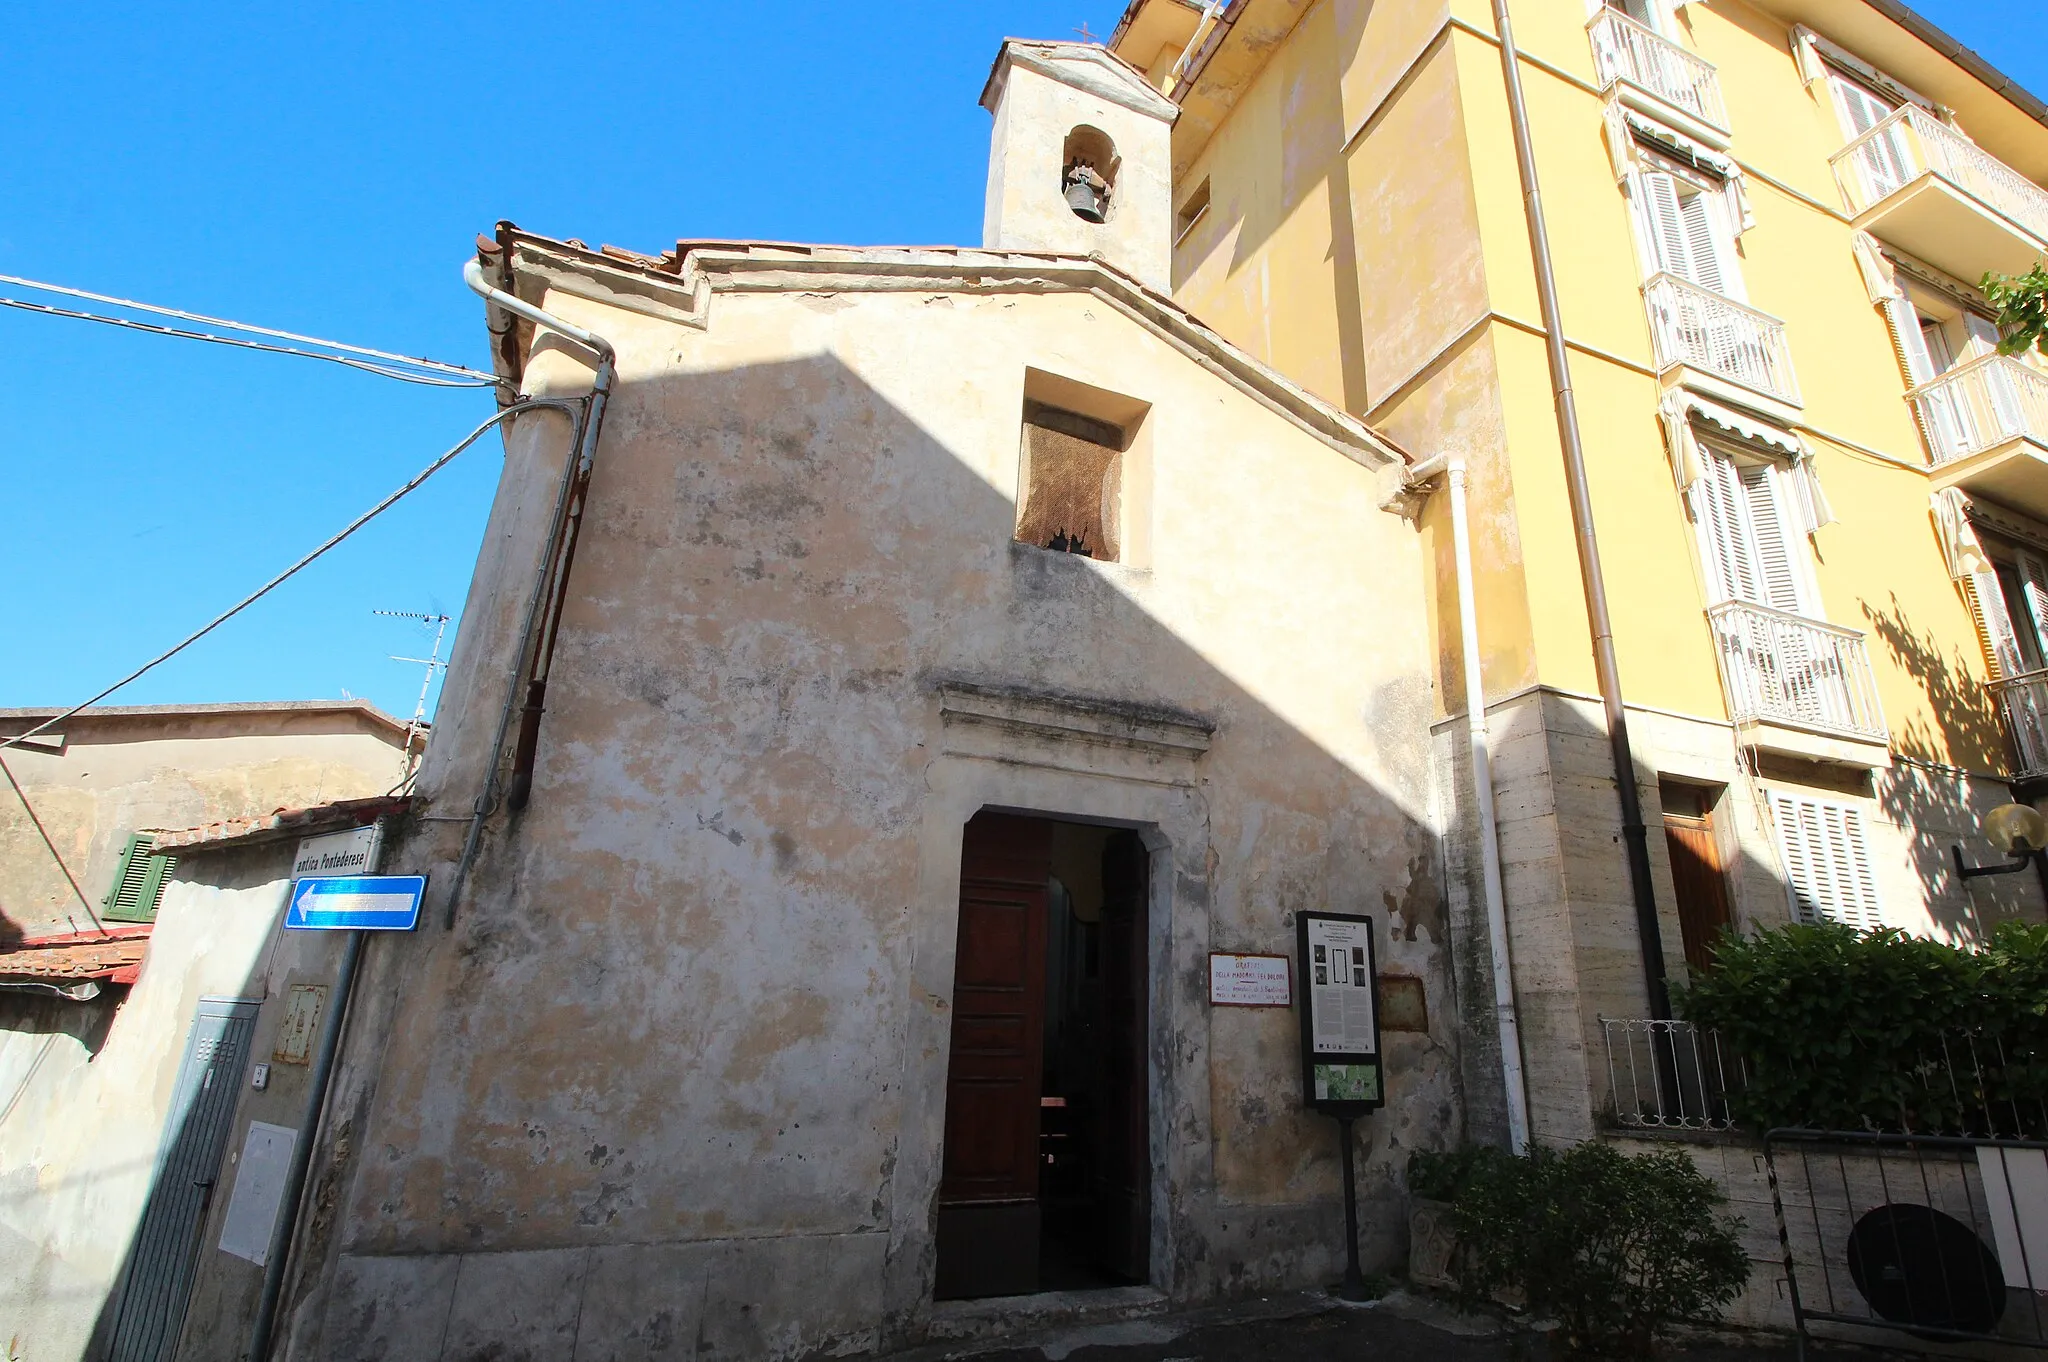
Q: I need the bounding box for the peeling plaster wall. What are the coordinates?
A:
[0,843,351,1362]
[306,276,1456,1359]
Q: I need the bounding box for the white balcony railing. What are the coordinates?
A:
[1643,273,1801,406]
[1587,9,1728,134]
[1993,670,2048,780]
[1833,105,2048,245]
[1707,601,1887,742]
[1911,353,2048,466]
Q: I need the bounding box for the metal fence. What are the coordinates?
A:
[1604,1021,2048,1142]
[1643,272,1801,406]
[1832,104,2048,244]
[1765,1130,2048,1355]
[1911,352,2048,466]
[1704,601,1888,743]
[1602,1017,1743,1132]
[1586,8,1728,133]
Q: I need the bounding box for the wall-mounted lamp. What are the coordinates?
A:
[1952,802,2048,880]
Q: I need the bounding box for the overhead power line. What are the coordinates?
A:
[0,272,500,388]
[0,397,584,754]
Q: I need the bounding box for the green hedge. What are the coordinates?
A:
[1408,1143,1749,1358]
[1673,921,2048,1136]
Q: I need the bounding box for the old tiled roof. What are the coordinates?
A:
[0,926,153,986]
[151,794,413,853]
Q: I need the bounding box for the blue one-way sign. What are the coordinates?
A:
[285,875,427,932]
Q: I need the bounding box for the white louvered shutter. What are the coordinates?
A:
[1830,71,1910,197]
[1678,190,1729,297]
[1969,569,2026,679]
[1739,463,1803,612]
[1770,792,1883,930]
[1639,172,1733,295]
[1697,450,1759,603]
[2018,553,2048,661]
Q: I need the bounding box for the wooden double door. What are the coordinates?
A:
[934,812,1150,1299]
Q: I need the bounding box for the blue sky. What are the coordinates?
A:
[1,1,2042,724]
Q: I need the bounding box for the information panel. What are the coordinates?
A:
[1296,911,1383,1113]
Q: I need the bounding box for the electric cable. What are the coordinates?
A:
[0,272,499,386]
[0,295,499,388]
[0,751,110,937]
[0,398,584,754]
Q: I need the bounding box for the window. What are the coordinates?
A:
[1769,792,1883,930]
[1694,444,1808,613]
[1634,166,1742,300]
[102,833,176,923]
[1016,401,1126,562]
[1603,0,1663,32]
[1175,179,1211,242]
[1975,549,2048,678]
[1828,66,1914,199]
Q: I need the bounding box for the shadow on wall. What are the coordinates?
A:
[1860,591,2039,946]
[266,342,1460,1359]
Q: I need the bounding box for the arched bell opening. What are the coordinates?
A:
[1062,125,1119,224]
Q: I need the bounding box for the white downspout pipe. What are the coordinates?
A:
[1409,452,1532,1154]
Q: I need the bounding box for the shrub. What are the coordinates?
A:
[1674,921,2048,1135]
[1411,1142,1749,1358]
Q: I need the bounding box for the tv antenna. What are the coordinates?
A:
[375,609,451,783]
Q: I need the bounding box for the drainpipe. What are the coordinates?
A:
[1409,453,1532,1155]
[1488,0,1672,1025]
[442,255,616,927]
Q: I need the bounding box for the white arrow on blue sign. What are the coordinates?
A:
[285,875,427,932]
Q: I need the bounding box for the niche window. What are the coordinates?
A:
[1062,126,1119,224]
[1016,401,1125,562]
[1175,180,1211,243]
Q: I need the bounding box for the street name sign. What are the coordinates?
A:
[285,875,426,932]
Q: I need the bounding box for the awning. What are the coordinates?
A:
[1670,391,1806,457]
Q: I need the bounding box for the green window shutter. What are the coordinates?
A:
[102,833,176,923]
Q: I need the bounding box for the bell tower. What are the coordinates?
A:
[979,40,1179,292]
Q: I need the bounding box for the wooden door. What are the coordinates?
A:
[1662,786,1733,974]
[1092,830,1151,1282]
[935,812,1052,1299]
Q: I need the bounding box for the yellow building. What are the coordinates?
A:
[1110,0,2048,1144]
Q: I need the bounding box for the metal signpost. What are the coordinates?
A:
[1297,910,1384,1301]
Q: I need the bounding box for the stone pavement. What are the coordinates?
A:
[883,1289,1900,1362]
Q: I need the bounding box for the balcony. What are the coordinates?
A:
[1832,106,2048,283]
[1643,273,1801,412]
[1993,670,2048,781]
[1914,354,2048,519]
[1587,10,1728,144]
[1706,601,1888,760]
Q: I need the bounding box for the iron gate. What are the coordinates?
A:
[105,997,260,1362]
[1765,1127,2048,1356]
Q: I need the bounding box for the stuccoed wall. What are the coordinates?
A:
[0,841,345,1362]
[303,261,1458,1360]
[0,707,411,939]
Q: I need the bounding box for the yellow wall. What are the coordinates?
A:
[1130,0,2033,772]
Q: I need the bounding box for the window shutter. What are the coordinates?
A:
[2019,551,2048,661]
[1697,450,1759,603]
[1678,190,1729,297]
[102,833,175,923]
[1770,792,1883,930]
[1739,463,1803,611]
[1640,172,1693,281]
[1968,570,2025,679]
